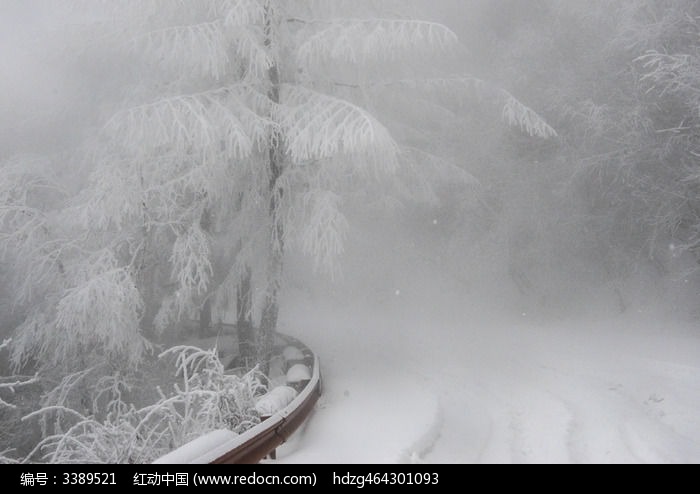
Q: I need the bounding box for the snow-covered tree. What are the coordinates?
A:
[1,0,554,374]
[631,1,700,268]
[546,0,700,278]
[453,0,700,309]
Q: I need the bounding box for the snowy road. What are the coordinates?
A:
[422,322,700,464]
[271,217,700,464]
[276,291,700,464]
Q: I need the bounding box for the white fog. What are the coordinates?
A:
[1,0,699,465]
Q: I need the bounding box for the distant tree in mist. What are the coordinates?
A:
[630,1,700,268]
[459,0,700,306]
[558,0,700,278]
[0,0,555,377]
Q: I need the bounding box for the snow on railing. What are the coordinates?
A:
[154,334,321,464]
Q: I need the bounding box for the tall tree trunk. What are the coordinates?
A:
[258,2,284,374]
[237,266,255,367]
[199,207,212,337]
[199,297,212,337]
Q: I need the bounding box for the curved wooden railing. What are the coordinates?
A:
[155,334,321,464]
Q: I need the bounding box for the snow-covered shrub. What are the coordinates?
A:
[0,339,38,464]
[23,346,266,464]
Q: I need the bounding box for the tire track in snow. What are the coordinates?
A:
[522,359,651,463]
[423,347,700,464]
[398,398,443,463]
[506,389,575,464]
[516,355,700,463]
[279,281,700,464]
[413,369,495,463]
[420,348,580,464]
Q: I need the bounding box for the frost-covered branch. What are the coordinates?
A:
[638,51,700,96]
[0,340,38,410]
[277,85,399,173]
[296,189,349,278]
[131,21,232,79]
[296,18,459,67]
[376,77,557,139]
[103,86,269,161]
[500,90,558,139]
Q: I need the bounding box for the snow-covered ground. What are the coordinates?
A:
[274,220,700,464]
[277,297,700,464]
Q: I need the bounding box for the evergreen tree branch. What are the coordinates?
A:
[296,18,459,67]
[277,84,399,174]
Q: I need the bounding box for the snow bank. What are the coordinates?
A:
[255,386,298,416]
[154,430,237,464]
[283,346,305,361]
[286,364,312,384]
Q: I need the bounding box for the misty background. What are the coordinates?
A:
[1,0,699,463]
[3,1,696,313]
